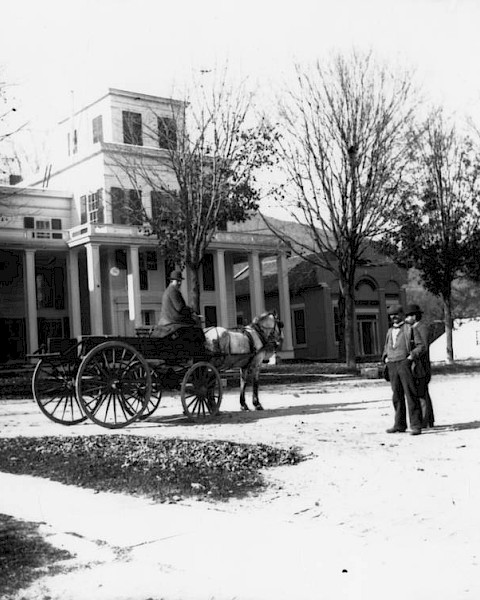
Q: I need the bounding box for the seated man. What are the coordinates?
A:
[153,270,205,357]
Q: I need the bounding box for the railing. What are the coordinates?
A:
[69,222,153,240]
[0,226,68,241]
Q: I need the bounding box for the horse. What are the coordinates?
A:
[204,310,284,411]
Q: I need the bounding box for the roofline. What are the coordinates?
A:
[0,184,73,199]
[59,88,185,125]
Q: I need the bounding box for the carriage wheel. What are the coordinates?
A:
[136,368,162,420]
[75,341,152,429]
[32,357,86,425]
[181,362,222,421]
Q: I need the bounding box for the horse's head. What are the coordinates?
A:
[252,311,284,350]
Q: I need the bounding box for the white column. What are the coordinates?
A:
[85,243,103,335]
[180,266,191,305]
[277,253,294,354]
[66,249,82,338]
[248,251,265,318]
[127,245,142,330]
[24,249,38,354]
[215,249,229,327]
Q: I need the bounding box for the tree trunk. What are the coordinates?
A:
[443,295,454,364]
[189,265,202,315]
[337,292,346,360]
[344,285,357,370]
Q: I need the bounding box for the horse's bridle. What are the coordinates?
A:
[252,312,284,350]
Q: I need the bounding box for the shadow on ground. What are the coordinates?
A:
[137,398,388,428]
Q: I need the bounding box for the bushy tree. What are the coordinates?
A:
[383,109,480,362]
[110,70,277,312]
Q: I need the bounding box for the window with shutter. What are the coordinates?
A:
[51,219,62,239]
[111,187,127,224]
[92,115,103,144]
[202,254,215,291]
[204,305,217,327]
[292,307,307,346]
[129,190,143,225]
[80,195,87,224]
[151,190,176,223]
[146,251,157,270]
[123,111,143,145]
[158,117,177,149]
[96,189,104,223]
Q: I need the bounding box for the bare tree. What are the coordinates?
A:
[383,109,480,363]
[264,51,416,367]
[108,69,277,312]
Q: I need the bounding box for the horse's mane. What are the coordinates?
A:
[251,310,277,325]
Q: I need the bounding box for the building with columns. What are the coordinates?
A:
[0,88,294,361]
[235,233,408,361]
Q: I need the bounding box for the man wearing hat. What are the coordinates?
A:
[405,303,434,428]
[153,270,205,356]
[382,304,426,435]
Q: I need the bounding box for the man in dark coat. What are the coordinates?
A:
[382,305,426,435]
[405,303,435,428]
[153,270,205,356]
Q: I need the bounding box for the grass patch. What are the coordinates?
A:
[0,436,302,502]
[0,513,72,598]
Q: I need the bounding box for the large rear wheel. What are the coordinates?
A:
[76,341,151,429]
[32,356,86,425]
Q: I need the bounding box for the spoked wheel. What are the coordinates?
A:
[32,357,86,425]
[137,368,162,420]
[75,341,152,429]
[181,361,222,421]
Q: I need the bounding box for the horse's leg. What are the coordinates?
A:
[239,367,249,411]
[251,363,264,410]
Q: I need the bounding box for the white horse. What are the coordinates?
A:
[204,311,284,411]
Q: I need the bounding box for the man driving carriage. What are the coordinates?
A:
[153,270,206,357]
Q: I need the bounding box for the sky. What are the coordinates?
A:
[2,0,480,213]
[3,0,480,122]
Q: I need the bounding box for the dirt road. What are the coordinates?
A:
[1,372,479,599]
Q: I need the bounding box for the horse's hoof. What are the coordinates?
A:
[254,403,264,411]
[241,404,250,411]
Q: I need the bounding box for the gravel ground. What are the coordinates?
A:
[1,372,479,600]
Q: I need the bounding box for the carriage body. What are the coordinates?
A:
[31,334,226,428]
[30,311,283,428]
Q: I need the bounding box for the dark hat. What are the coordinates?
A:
[387,304,404,316]
[169,270,184,281]
[405,303,422,316]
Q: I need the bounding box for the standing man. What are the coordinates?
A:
[382,305,425,435]
[153,270,205,356]
[405,303,435,428]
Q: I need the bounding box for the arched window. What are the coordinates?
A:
[355,278,377,301]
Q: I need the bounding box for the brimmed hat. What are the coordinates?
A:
[405,303,422,316]
[387,304,404,316]
[169,270,184,281]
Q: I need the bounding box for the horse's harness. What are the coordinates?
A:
[242,314,283,366]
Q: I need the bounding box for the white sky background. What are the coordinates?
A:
[2,0,480,215]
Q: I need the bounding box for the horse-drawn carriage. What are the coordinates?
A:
[30,311,283,429]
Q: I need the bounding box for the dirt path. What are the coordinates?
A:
[1,373,480,599]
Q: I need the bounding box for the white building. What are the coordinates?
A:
[429,318,480,363]
[0,89,294,361]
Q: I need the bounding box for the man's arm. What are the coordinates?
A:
[381,330,390,363]
[170,288,194,320]
[409,325,426,360]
